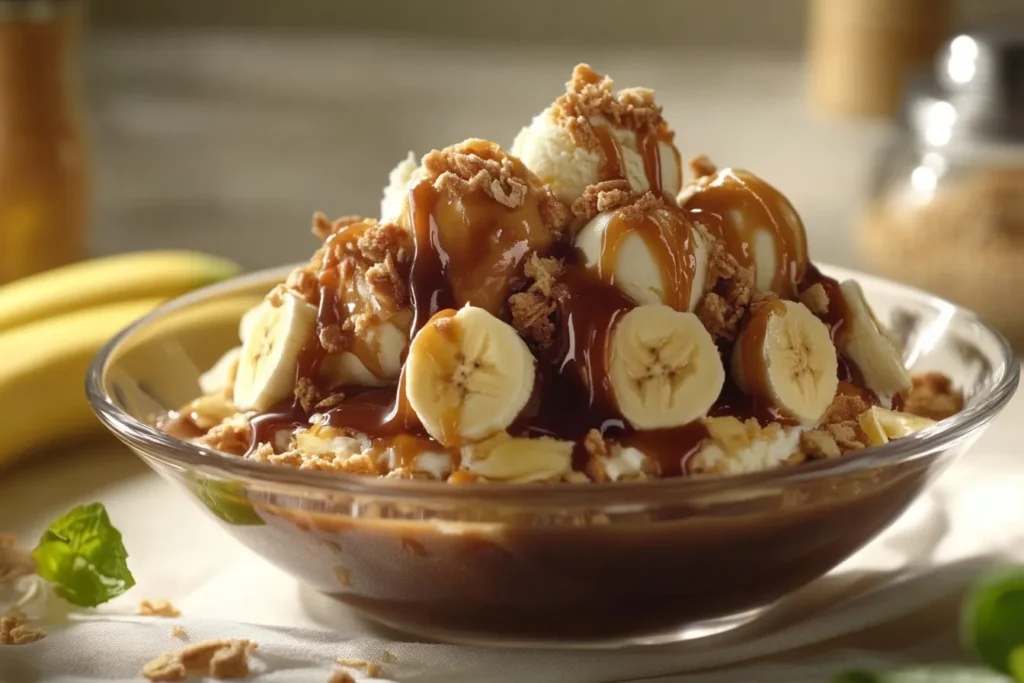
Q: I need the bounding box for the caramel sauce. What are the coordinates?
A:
[591,123,677,198]
[800,264,862,386]
[732,299,786,405]
[596,205,698,311]
[682,169,808,297]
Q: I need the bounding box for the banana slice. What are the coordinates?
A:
[732,300,838,424]
[858,406,937,447]
[233,292,318,411]
[460,432,573,482]
[574,208,712,311]
[239,302,265,342]
[404,306,536,448]
[838,280,912,397]
[608,305,725,429]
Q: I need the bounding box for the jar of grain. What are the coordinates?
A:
[860,28,1024,349]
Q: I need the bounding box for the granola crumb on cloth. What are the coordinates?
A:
[143,639,257,682]
[139,599,181,618]
[170,625,187,639]
[335,657,383,677]
[0,613,45,645]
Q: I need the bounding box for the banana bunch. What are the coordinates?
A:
[0,251,240,468]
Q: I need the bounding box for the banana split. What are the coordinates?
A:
[161,64,963,483]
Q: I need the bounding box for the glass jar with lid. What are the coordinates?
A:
[0,0,87,284]
[860,28,1024,350]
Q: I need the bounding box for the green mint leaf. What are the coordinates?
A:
[961,567,1024,673]
[31,503,135,607]
[191,479,264,526]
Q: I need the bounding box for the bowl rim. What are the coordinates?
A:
[86,262,1020,505]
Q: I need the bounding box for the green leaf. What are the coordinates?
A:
[31,503,135,607]
[962,567,1024,673]
[191,479,264,526]
[1008,645,1024,683]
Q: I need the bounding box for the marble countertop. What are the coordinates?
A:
[85,32,894,274]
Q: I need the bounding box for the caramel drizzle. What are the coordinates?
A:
[683,169,808,297]
[592,124,675,197]
[595,206,698,311]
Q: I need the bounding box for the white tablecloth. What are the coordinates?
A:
[1,384,1022,682]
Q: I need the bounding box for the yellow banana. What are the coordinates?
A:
[0,250,240,333]
[0,298,167,467]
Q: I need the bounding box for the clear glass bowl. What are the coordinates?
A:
[86,264,1018,647]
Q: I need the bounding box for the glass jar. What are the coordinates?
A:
[860,28,1024,350]
[0,0,87,284]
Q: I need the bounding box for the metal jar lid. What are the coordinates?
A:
[903,25,1024,149]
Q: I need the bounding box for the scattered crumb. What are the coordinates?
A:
[688,155,718,180]
[381,651,399,664]
[143,652,187,682]
[0,613,45,645]
[139,599,181,618]
[294,377,322,414]
[170,625,187,640]
[570,179,634,220]
[312,211,366,242]
[0,534,34,583]
[615,192,664,224]
[509,254,566,350]
[335,658,383,677]
[145,639,257,682]
[800,282,830,316]
[332,565,352,589]
[695,237,755,341]
[827,421,867,451]
[327,671,355,683]
[904,372,964,421]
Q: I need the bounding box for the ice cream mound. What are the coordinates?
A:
[159,64,964,484]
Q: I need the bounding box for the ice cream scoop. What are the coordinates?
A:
[512,64,682,206]
[574,197,712,311]
[680,166,809,297]
[393,139,569,323]
[380,151,421,224]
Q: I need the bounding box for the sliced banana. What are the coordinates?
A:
[460,432,573,482]
[199,346,241,396]
[575,209,712,311]
[732,300,838,424]
[233,291,317,411]
[858,406,937,447]
[608,305,724,429]
[838,280,912,398]
[239,301,265,342]
[404,306,536,448]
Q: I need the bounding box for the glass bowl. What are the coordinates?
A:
[86,264,1018,647]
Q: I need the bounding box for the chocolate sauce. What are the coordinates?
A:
[682,169,809,297]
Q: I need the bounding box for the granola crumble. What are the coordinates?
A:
[688,154,718,180]
[195,413,253,456]
[800,429,841,459]
[695,237,755,341]
[508,254,566,349]
[335,658,383,677]
[171,625,187,640]
[904,372,964,421]
[554,64,670,141]
[139,599,181,618]
[570,179,634,220]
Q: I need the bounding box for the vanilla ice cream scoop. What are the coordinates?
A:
[512,64,682,206]
[680,166,808,297]
[575,198,712,311]
[380,151,422,223]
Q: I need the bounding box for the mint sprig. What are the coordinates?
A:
[31,502,135,607]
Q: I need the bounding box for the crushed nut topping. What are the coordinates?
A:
[554,64,670,141]
[194,413,253,456]
[570,179,634,221]
[509,254,566,349]
[904,372,964,421]
[171,625,187,640]
[335,658,383,677]
[800,283,830,316]
[139,599,181,618]
[696,236,755,341]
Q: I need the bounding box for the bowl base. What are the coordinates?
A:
[360,603,774,650]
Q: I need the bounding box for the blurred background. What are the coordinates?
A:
[2,0,1023,339]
